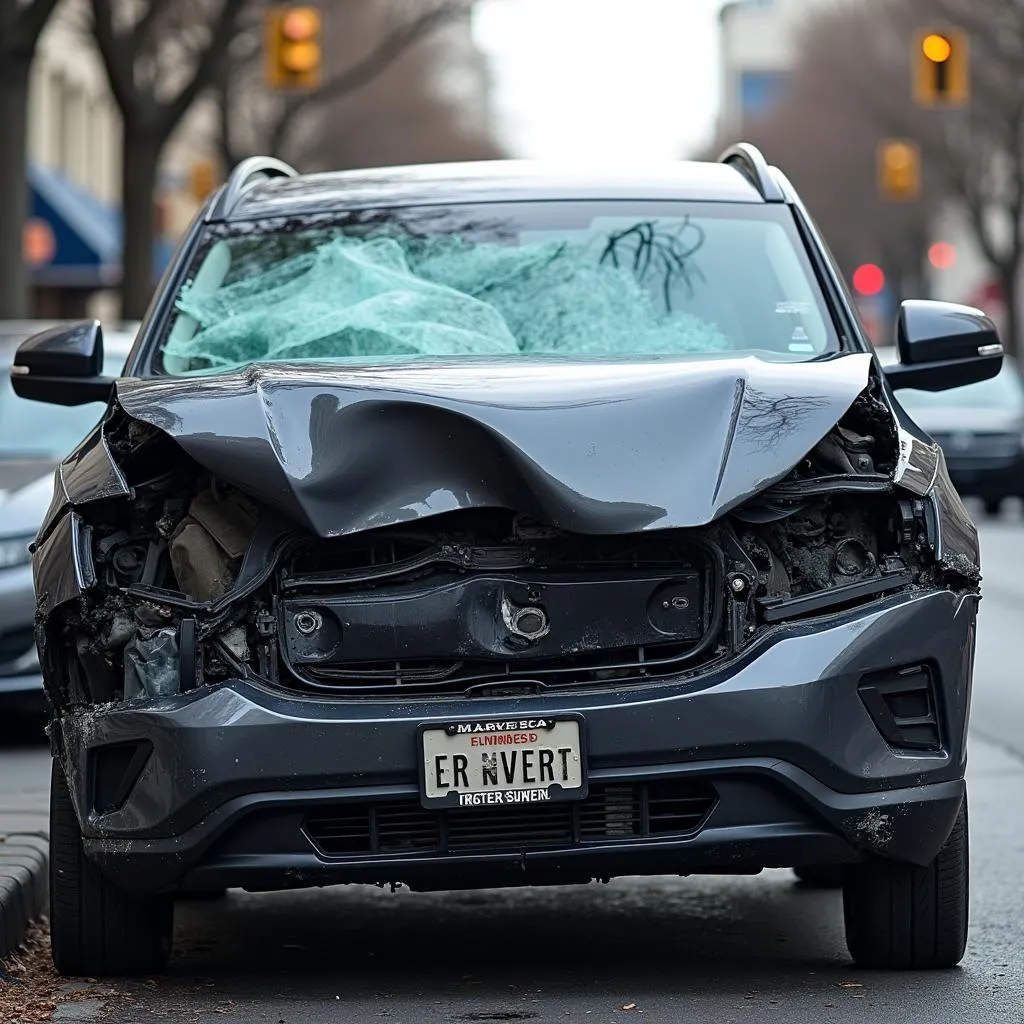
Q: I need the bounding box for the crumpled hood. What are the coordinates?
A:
[114,354,875,538]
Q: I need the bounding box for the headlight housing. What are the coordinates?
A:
[0,534,34,570]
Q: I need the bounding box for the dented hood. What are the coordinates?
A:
[114,354,875,538]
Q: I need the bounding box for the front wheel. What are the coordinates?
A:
[50,759,173,976]
[843,798,968,969]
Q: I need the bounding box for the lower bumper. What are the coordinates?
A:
[83,762,965,895]
[57,588,976,894]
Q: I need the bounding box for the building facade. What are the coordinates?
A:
[716,0,824,141]
[24,0,214,321]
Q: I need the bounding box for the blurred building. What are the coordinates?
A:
[716,0,1000,339]
[25,5,121,320]
[24,0,215,321]
[716,0,834,140]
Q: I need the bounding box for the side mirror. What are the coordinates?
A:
[884,299,1003,391]
[9,320,115,406]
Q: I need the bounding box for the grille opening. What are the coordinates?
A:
[304,779,718,859]
[90,740,154,815]
[275,513,719,699]
[292,637,712,697]
[858,664,941,751]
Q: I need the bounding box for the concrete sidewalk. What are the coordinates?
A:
[0,748,50,962]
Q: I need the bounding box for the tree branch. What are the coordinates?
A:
[269,0,473,156]
[161,0,248,136]
[318,1,471,108]
[89,0,139,118]
[17,0,62,46]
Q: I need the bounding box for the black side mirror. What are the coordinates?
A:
[884,299,1003,391]
[9,320,115,406]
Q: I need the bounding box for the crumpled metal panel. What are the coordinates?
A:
[113,353,875,538]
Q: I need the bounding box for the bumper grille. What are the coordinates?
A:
[303,779,718,858]
[859,664,941,751]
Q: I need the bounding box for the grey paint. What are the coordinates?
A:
[112,353,874,539]
[226,160,766,222]
[61,587,973,891]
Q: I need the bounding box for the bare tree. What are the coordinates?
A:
[89,0,248,319]
[0,0,62,318]
[702,0,943,307]
[795,0,1024,354]
[890,0,1024,356]
[215,0,491,168]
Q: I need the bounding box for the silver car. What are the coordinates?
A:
[0,324,134,710]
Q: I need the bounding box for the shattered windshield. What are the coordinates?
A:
[159,201,837,374]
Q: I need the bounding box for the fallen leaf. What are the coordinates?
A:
[621,1004,637,1011]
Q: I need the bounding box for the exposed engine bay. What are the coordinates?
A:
[37,374,976,710]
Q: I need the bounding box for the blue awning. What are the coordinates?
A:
[27,162,173,289]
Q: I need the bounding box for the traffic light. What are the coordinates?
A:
[878,139,920,201]
[265,6,322,90]
[928,241,957,270]
[853,264,885,297]
[189,159,218,202]
[913,28,969,107]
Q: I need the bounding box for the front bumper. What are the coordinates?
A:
[57,588,976,894]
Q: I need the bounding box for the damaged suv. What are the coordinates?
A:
[13,148,997,975]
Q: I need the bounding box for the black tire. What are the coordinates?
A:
[793,864,846,888]
[843,798,968,969]
[50,759,173,976]
[983,496,1002,517]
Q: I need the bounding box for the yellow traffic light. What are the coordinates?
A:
[878,139,920,201]
[189,159,218,202]
[913,28,969,107]
[265,6,322,91]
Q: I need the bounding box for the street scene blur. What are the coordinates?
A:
[1,0,1024,1021]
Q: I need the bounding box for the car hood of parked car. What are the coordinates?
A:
[895,402,1024,437]
[0,467,55,537]
[112,352,877,537]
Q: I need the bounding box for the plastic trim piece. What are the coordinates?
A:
[717,143,785,203]
[207,156,298,222]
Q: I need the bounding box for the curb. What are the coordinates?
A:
[0,833,48,962]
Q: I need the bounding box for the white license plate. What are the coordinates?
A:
[420,717,586,808]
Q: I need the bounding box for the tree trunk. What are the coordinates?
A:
[0,56,32,319]
[120,130,162,321]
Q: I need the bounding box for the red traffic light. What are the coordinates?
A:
[928,241,956,270]
[852,263,885,297]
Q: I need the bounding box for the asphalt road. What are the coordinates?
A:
[3,510,1024,1023]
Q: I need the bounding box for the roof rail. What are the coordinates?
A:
[717,143,784,202]
[207,156,298,221]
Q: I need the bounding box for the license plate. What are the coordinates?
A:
[419,717,586,808]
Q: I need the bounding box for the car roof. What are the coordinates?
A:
[227,159,767,222]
